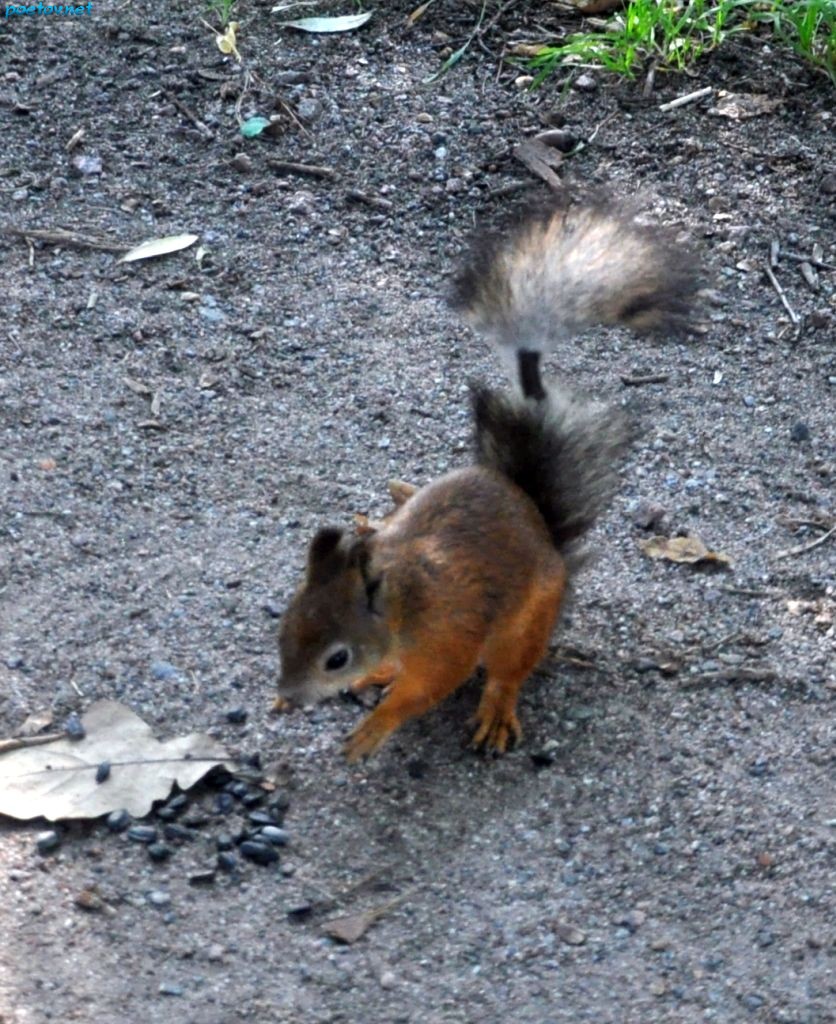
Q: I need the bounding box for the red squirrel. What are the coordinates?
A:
[275,201,700,760]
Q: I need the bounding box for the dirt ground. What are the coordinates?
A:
[1,1,834,1022]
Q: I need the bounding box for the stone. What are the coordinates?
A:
[36,831,61,855]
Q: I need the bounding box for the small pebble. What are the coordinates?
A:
[216,834,235,851]
[248,810,274,827]
[95,761,111,784]
[287,902,314,922]
[207,944,225,962]
[226,707,247,724]
[64,713,85,740]
[188,870,216,886]
[158,982,183,997]
[147,890,171,908]
[148,843,173,863]
[182,813,210,828]
[217,852,237,872]
[790,421,811,443]
[379,970,396,990]
[574,73,598,92]
[150,661,178,681]
[163,823,194,843]
[128,825,158,844]
[106,809,131,833]
[241,790,263,809]
[230,152,252,173]
[214,793,235,815]
[36,830,61,855]
[239,840,279,866]
[406,758,428,779]
[259,826,289,847]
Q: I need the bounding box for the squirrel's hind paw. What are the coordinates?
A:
[470,706,522,755]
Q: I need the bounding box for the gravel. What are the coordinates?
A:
[1,3,834,1024]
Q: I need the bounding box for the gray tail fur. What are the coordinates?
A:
[452,199,702,357]
[472,383,630,551]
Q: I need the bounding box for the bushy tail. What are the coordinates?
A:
[472,383,630,551]
[452,200,701,355]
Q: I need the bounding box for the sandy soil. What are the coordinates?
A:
[1,2,834,1022]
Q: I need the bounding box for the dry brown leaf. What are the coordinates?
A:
[17,710,54,737]
[508,42,549,57]
[641,535,732,567]
[407,2,431,24]
[514,138,564,192]
[0,700,233,822]
[323,894,407,945]
[709,91,782,121]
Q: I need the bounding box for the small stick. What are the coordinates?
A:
[488,180,537,199]
[267,159,336,180]
[763,262,800,328]
[658,86,713,112]
[0,732,64,754]
[722,587,781,599]
[0,226,126,253]
[775,525,836,560]
[681,667,777,689]
[783,251,836,272]
[163,90,214,140]
[642,58,657,100]
[620,373,670,386]
[345,189,394,212]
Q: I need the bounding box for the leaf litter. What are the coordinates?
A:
[0,700,233,822]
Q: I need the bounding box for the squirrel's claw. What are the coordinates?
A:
[344,714,391,763]
[470,706,522,755]
[271,696,293,714]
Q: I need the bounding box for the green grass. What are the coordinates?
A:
[529,0,836,85]
[206,0,237,29]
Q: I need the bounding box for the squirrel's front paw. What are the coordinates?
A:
[344,711,393,763]
[471,705,522,755]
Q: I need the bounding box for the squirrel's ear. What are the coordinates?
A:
[347,537,385,616]
[306,527,346,584]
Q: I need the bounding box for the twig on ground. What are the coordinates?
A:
[620,373,670,386]
[163,90,214,140]
[775,525,836,560]
[763,262,801,330]
[345,189,394,212]
[0,226,126,252]
[267,159,336,180]
[0,733,64,755]
[658,86,713,112]
[681,667,777,689]
[488,180,537,199]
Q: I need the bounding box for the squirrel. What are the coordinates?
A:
[275,200,700,761]
[451,199,701,398]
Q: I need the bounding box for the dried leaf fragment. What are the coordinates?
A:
[279,13,372,33]
[0,700,233,822]
[216,21,241,61]
[709,91,782,120]
[641,535,732,567]
[120,234,199,264]
[17,710,54,737]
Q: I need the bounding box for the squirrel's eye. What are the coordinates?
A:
[324,647,350,672]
